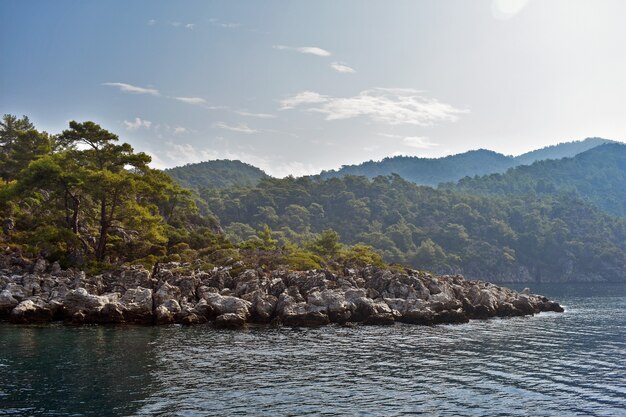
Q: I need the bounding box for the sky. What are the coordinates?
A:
[1,0,626,177]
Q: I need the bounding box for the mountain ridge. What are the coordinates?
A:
[450,143,626,217]
[165,138,617,189]
[318,137,617,186]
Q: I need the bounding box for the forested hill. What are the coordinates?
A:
[319,150,512,186]
[202,175,626,283]
[451,143,626,218]
[165,159,269,189]
[318,138,615,186]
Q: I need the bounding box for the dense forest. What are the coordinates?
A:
[448,144,626,218]
[319,138,614,186]
[2,115,625,283]
[201,175,626,282]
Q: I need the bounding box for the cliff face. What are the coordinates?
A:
[0,250,563,328]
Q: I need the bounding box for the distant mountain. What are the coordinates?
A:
[319,138,616,186]
[165,159,269,189]
[319,149,512,186]
[451,143,626,217]
[513,137,615,166]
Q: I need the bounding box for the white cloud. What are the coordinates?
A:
[173,126,187,135]
[148,19,157,25]
[235,111,277,119]
[297,46,331,57]
[268,161,321,178]
[402,136,438,149]
[280,91,329,109]
[379,133,438,148]
[213,122,258,134]
[103,82,159,96]
[282,88,467,126]
[492,0,529,20]
[273,45,331,57]
[185,23,195,29]
[331,62,356,73]
[123,117,152,131]
[209,18,241,28]
[173,96,207,105]
[163,142,322,177]
[163,143,266,169]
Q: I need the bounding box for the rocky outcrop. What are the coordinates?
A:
[0,250,564,328]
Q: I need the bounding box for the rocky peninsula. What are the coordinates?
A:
[0,250,563,328]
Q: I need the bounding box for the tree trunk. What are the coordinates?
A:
[64,189,80,234]
[95,197,108,261]
[70,195,80,234]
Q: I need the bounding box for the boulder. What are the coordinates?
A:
[4,282,28,301]
[512,295,535,316]
[242,290,277,323]
[120,287,153,323]
[214,313,246,329]
[191,298,215,320]
[307,289,351,323]
[155,305,174,324]
[63,288,110,318]
[0,289,19,316]
[154,282,181,307]
[276,292,330,327]
[180,312,206,326]
[203,293,251,319]
[10,298,54,323]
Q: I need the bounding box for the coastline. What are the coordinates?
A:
[0,250,564,328]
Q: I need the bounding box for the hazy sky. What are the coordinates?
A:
[2,0,625,176]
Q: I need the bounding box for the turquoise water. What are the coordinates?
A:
[1,283,625,416]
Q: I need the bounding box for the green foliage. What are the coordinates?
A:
[165,159,269,189]
[451,143,626,218]
[282,242,323,270]
[308,229,342,259]
[203,173,626,282]
[337,244,384,268]
[1,116,216,269]
[0,114,38,182]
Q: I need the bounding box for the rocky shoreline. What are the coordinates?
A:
[0,251,563,328]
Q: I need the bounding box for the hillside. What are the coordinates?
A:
[319,138,615,186]
[513,137,615,166]
[165,159,269,189]
[452,143,626,218]
[319,149,512,186]
[201,175,626,283]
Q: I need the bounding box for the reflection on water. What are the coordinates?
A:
[1,283,625,417]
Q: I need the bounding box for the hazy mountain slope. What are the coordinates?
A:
[165,159,269,189]
[513,137,615,166]
[318,138,614,186]
[319,150,512,186]
[453,143,626,217]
